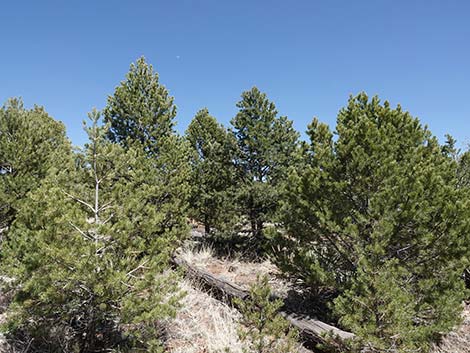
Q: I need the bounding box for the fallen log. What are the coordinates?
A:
[173,257,355,348]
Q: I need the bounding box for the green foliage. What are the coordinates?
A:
[0,98,71,232]
[231,87,299,240]
[102,55,191,249]
[103,56,191,230]
[1,111,186,352]
[457,148,470,288]
[103,56,176,155]
[276,93,470,351]
[458,148,470,189]
[3,57,470,353]
[186,108,239,235]
[234,275,298,353]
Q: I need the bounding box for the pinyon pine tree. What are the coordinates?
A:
[231,87,299,241]
[234,275,299,353]
[103,57,190,231]
[1,111,184,352]
[0,98,71,235]
[276,93,470,351]
[186,108,238,234]
[104,56,176,155]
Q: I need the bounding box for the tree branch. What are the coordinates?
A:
[63,191,96,213]
[69,221,94,241]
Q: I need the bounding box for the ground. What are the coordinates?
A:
[174,243,470,353]
[1,245,470,352]
[430,304,470,353]
[165,279,246,353]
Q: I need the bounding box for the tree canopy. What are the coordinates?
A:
[0,99,71,233]
[275,93,470,351]
[104,56,177,155]
[186,108,238,234]
[230,87,299,240]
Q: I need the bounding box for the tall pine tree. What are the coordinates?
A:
[103,57,190,241]
[103,56,176,155]
[0,98,71,236]
[186,108,238,234]
[231,87,299,240]
[276,93,470,351]
[2,111,183,352]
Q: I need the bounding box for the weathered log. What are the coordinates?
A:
[173,257,355,347]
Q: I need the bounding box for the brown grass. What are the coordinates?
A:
[178,245,292,296]
[165,278,309,353]
[430,304,470,353]
[165,279,246,353]
[179,245,470,353]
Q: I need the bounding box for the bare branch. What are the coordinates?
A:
[120,280,135,290]
[98,200,113,212]
[101,213,114,225]
[127,259,150,277]
[63,191,96,213]
[69,221,94,241]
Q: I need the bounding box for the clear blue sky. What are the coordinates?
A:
[1,0,469,147]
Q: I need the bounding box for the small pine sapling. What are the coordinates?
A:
[234,275,299,353]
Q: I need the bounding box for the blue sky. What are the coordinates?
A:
[1,0,469,147]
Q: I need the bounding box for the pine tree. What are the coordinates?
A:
[276,93,470,351]
[234,275,298,353]
[103,56,191,242]
[186,108,238,235]
[0,98,71,234]
[231,87,299,241]
[1,111,184,352]
[103,56,176,155]
[458,148,470,188]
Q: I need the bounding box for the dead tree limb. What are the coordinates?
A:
[173,257,355,348]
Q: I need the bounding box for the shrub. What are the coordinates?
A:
[275,93,470,351]
[234,275,298,353]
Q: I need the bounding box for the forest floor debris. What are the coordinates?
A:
[179,241,470,353]
[178,244,291,296]
[165,279,245,353]
[430,303,470,353]
[165,279,310,353]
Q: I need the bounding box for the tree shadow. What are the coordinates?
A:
[189,227,272,262]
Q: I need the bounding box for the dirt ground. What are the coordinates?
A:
[179,243,470,353]
[1,243,470,353]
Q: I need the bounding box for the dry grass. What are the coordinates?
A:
[165,279,309,353]
[0,275,243,353]
[165,279,246,353]
[175,246,314,353]
[178,245,470,353]
[178,245,291,296]
[430,304,470,353]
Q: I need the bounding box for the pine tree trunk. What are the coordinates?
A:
[256,219,264,239]
[250,217,257,237]
[205,219,211,234]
